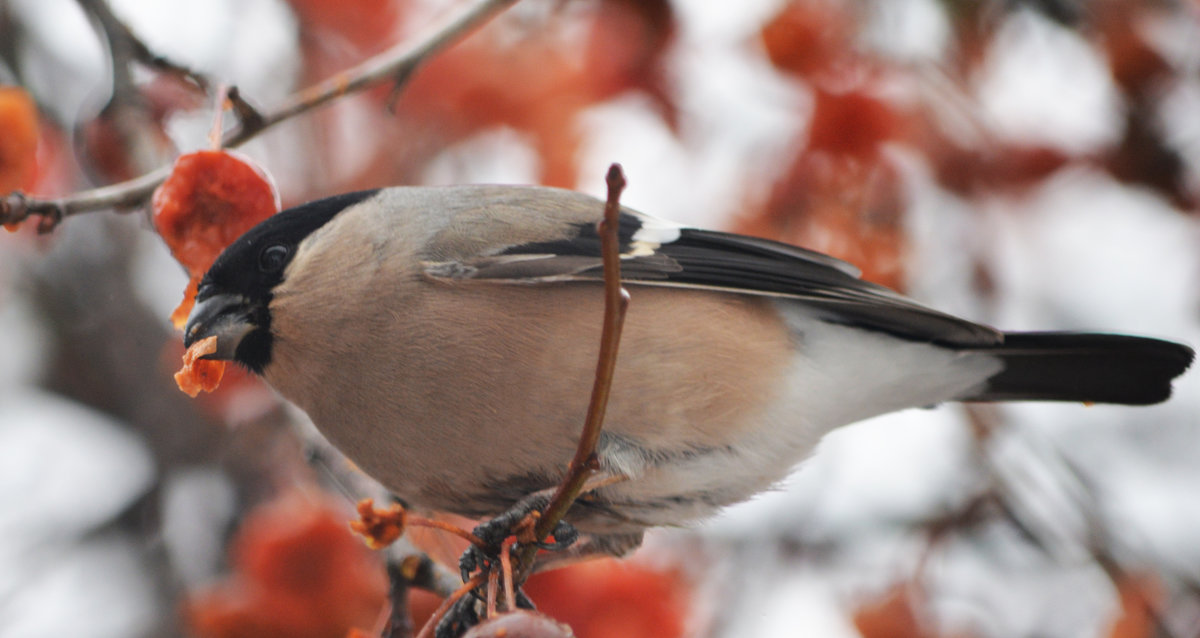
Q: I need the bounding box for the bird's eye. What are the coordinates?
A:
[258,244,290,273]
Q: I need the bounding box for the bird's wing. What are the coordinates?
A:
[421,208,1001,347]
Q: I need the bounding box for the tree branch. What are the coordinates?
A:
[75,0,212,92]
[223,0,519,147]
[513,164,630,575]
[1,0,519,232]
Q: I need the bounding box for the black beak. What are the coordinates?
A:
[183,292,257,361]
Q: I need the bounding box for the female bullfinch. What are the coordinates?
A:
[184,185,1194,556]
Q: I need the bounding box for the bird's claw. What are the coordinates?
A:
[458,490,583,576]
[446,509,563,638]
[458,544,485,584]
[459,515,580,578]
[534,518,579,551]
[457,515,578,586]
[447,496,581,637]
[459,512,519,582]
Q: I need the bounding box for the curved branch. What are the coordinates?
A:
[534,164,629,540]
[1,169,170,232]
[512,164,630,578]
[76,0,212,92]
[221,0,518,147]
[1,0,519,233]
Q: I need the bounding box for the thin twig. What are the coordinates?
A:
[1,170,169,230]
[513,164,630,576]
[389,549,463,601]
[208,85,229,149]
[486,566,499,619]
[225,86,265,131]
[0,6,21,83]
[123,25,212,91]
[500,543,516,613]
[76,0,137,100]
[220,0,519,148]
[384,556,423,638]
[1,0,519,231]
[75,0,212,91]
[409,518,486,548]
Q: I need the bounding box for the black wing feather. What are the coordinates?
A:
[437,211,1002,346]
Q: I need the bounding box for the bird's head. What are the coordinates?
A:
[183,190,378,373]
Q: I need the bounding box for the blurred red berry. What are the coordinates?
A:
[760,1,854,78]
[523,559,686,638]
[152,150,279,327]
[853,584,928,638]
[393,0,678,188]
[185,492,387,638]
[0,87,39,196]
[808,88,905,162]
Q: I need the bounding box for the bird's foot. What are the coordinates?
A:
[458,494,579,583]
[444,495,578,637]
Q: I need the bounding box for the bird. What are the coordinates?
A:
[184,184,1194,559]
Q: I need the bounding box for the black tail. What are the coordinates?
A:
[964,332,1194,406]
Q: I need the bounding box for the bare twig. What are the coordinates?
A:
[1,0,519,231]
[500,543,516,612]
[409,518,486,548]
[225,86,265,132]
[220,0,519,148]
[208,85,230,149]
[384,555,433,638]
[486,566,500,619]
[0,5,21,82]
[70,0,202,188]
[76,0,137,100]
[512,164,630,576]
[75,0,212,91]
[1,171,170,231]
